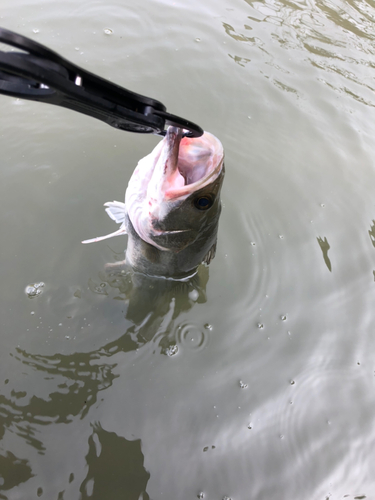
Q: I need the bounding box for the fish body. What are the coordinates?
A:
[83,127,225,279]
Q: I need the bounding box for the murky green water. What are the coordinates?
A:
[1,0,375,498]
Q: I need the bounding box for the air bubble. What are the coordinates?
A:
[189,289,199,301]
[195,38,201,42]
[88,279,107,295]
[197,493,205,499]
[25,282,44,298]
[251,241,256,246]
[279,235,284,239]
[281,315,287,321]
[204,323,213,330]
[257,323,264,329]
[104,28,113,35]
[32,29,39,34]
[239,380,248,389]
[165,345,178,357]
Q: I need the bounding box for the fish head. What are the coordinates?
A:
[125,127,225,258]
[149,167,224,254]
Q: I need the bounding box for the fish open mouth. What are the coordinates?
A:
[163,131,224,200]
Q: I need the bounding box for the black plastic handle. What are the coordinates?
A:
[0,27,203,137]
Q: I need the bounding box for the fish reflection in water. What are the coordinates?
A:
[103,261,209,352]
[10,264,210,419]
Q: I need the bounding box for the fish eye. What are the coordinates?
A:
[194,195,214,210]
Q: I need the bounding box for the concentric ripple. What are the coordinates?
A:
[176,321,210,352]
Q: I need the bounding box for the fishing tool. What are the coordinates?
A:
[0,27,203,138]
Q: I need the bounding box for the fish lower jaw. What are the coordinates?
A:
[147,223,191,238]
[134,221,193,252]
[157,229,190,235]
[144,228,191,251]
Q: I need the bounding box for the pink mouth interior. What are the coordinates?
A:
[158,131,223,201]
[176,136,215,185]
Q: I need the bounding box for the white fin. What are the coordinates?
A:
[82,227,127,244]
[104,201,126,224]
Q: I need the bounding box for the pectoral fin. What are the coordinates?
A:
[104,201,126,224]
[202,240,217,265]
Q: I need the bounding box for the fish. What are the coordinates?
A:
[82,126,225,279]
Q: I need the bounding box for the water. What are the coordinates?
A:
[1,0,375,498]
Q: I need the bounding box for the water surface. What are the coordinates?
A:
[1,0,375,498]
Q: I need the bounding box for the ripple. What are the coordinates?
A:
[176,322,209,352]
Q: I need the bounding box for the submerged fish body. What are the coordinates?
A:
[83,127,225,279]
